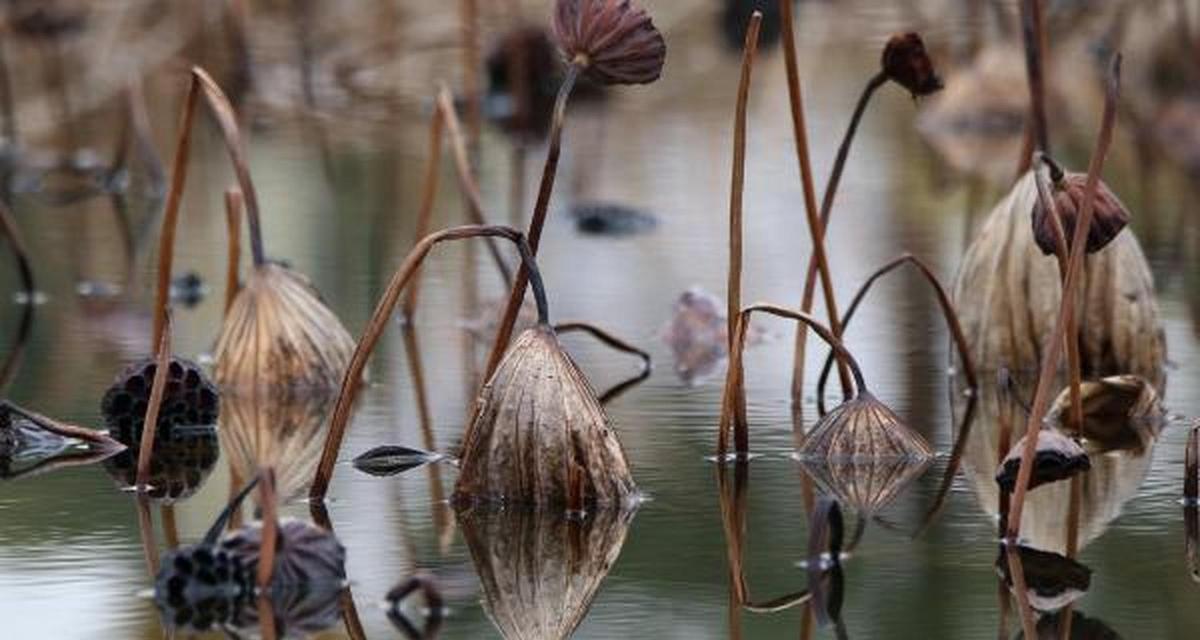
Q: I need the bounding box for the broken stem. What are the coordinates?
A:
[814,253,978,415]
[792,71,888,404]
[1006,55,1121,542]
[779,0,853,399]
[311,225,549,501]
[720,304,864,458]
[136,311,172,489]
[482,60,583,381]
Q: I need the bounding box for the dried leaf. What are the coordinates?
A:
[353,445,445,477]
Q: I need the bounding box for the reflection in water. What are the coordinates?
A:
[458,505,635,640]
[797,456,931,514]
[996,545,1092,613]
[222,389,331,504]
[102,424,218,502]
[387,574,445,640]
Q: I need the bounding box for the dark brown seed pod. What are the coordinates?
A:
[552,0,667,85]
[454,325,638,509]
[214,264,356,392]
[103,425,219,502]
[796,392,934,461]
[881,32,943,98]
[995,429,1091,493]
[1032,172,1130,256]
[101,358,219,435]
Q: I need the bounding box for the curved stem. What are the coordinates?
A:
[0,201,33,393]
[729,13,762,352]
[223,187,243,316]
[779,0,853,399]
[401,102,445,318]
[1006,55,1121,542]
[136,310,172,489]
[792,71,886,403]
[1018,0,1050,160]
[719,304,864,459]
[155,67,264,345]
[554,322,651,373]
[310,225,549,501]
[482,61,582,382]
[814,253,978,415]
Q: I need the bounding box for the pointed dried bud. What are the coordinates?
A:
[995,429,1090,493]
[553,0,667,85]
[1031,173,1131,256]
[796,393,934,461]
[454,325,637,508]
[881,32,943,98]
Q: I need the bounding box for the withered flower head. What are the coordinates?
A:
[553,0,667,85]
[881,32,943,98]
[796,392,934,461]
[1032,173,1131,256]
[454,325,637,508]
[995,429,1090,493]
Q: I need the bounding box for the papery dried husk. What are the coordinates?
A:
[552,0,666,86]
[214,264,355,393]
[796,393,933,462]
[1047,375,1163,453]
[995,429,1091,493]
[454,325,637,508]
[952,172,1165,386]
[458,505,634,640]
[996,545,1091,613]
[221,389,331,504]
[959,382,1157,554]
[103,425,219,502]
[798,456,931,514]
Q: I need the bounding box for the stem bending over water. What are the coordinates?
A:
[1005,55,1121,542]
[311,225,549,501]
[482,62,582,382]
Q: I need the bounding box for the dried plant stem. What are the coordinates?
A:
[135,494,159,576]
[401,105,445,318]
[155,67,266,345]
[399,323,454,548]
[256,468,278,591]
[1004,546,1040,640]
[482,62,582,380]
[1,402,123,451]
[554,322,652,373]
[1006,56,1121,542]
[814,254,978,415]
[728,13,763,353]
[1018,0,1050,161]
[224,188,243,316]
[311,225,549,501]
[0,201,34,392]
[136,312,172,489]
[778,0,853,401]
[719,304,863,458]
[717,463,750,605]
[792,71,887,403]
[1186,424,1198,503]
[1033,159,1083,436]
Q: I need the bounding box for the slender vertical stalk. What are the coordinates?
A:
[256,468,278,591]
[401,105,445,318]
[224,188,243,315]
[1006,56,1121,542]
[311,226,550,501]
[792,72,886,403]
[161,505,180,548]
[778,0,853,398]
[136,311,172,489]
[482,62,582,381]
[1018,0,1050,161]
[1186,424,1198,503]
[1004,546,1040,640]
[729,14,762,352]
[135,494,159,576]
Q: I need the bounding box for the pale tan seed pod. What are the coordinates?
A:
[213,264,356,393]
[458,504,634,640]
[454,325,637,509]
[796,392,934,461]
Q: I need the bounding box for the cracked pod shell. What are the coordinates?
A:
[454,325,637,508]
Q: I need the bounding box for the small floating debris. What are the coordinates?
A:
[353,445,447,477]
[995,429,1090,493]
[570,201,657,236]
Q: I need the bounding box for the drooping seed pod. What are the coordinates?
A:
[995,429,1091,493]
[996,544,1092,613]
[1031,172,1131,256]
[458,504,634,640]
[798,392,934,461]
[1047,375,1163,453]
[101,358,219,434]
[103,425,219,502]
[881,32,943,98]
[454,325,638,508]
[213,263,356,392]
[552,0,667,85]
